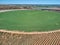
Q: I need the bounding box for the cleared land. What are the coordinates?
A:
[0,10,60,31]
[0,30,60,45]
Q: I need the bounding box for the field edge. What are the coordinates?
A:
[0,29,60,34]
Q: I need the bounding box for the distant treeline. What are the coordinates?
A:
[0,4,60,10]
[0,4,33,10]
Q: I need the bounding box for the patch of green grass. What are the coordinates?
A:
[0,10,60,31]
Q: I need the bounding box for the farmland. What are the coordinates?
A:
[0,10,60,31]
[0,4,60,45]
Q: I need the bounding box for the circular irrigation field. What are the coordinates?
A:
[0,10,60,31]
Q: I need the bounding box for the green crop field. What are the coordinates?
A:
[0,10,60,31]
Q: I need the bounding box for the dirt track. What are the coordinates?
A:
[0,10,15,12]
[0,9,29,12]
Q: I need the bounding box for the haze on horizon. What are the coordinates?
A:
[0,0,60,4]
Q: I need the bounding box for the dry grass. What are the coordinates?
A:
[0,30,60,45]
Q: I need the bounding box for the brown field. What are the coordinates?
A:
[0,30,60,45]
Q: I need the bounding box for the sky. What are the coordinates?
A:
[0,0,60,4]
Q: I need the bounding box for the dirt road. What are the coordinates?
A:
[0,9,29,12]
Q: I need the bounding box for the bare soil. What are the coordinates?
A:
[0,29,60,45]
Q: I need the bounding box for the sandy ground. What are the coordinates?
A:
[0,29,60,45]
[0,29,60,34]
